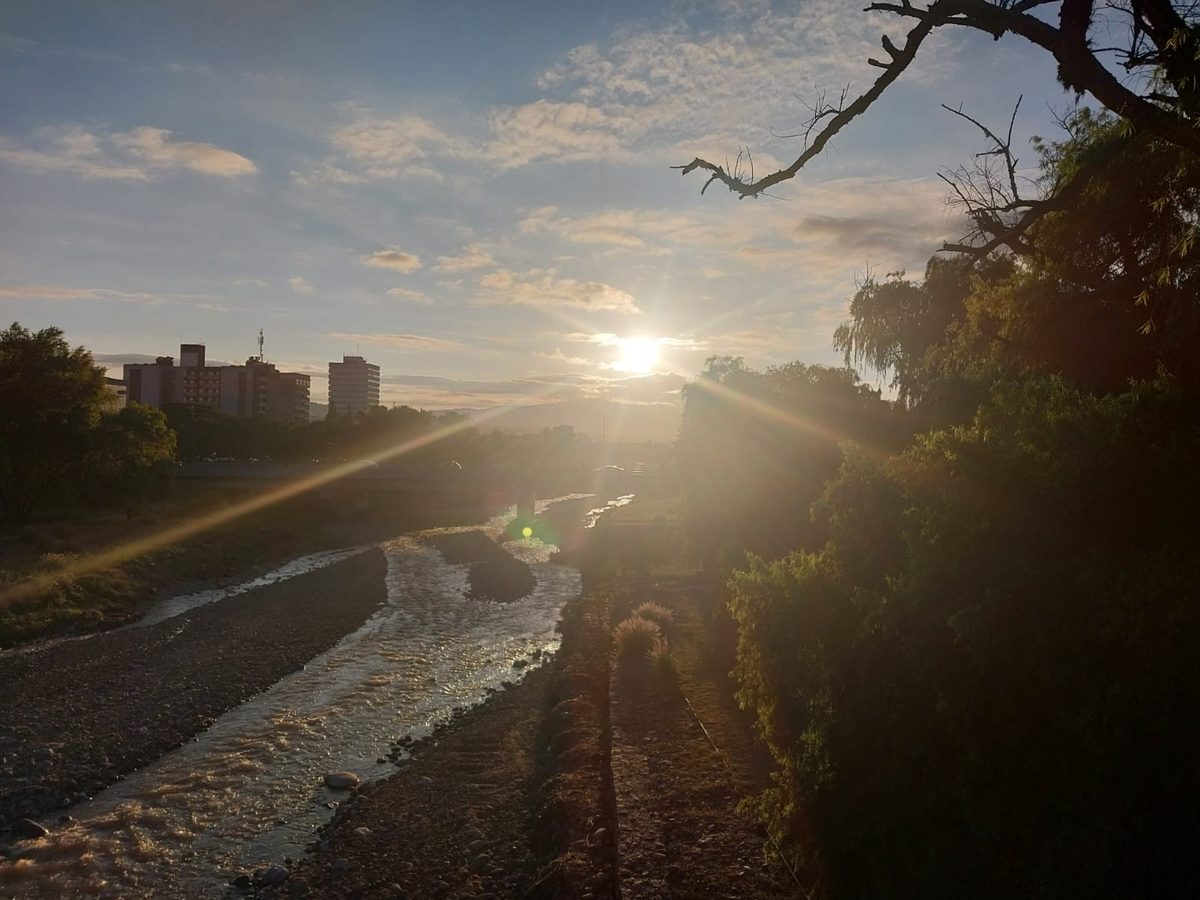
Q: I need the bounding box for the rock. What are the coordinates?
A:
[231,873,252,889]
[511,658,528,669]
[332,858,351,874]
[468,854,492,873]
[591,827,610,845]
[464,828,482,841]
[32,747,54,760]
[323,771,359,789]
[13,819,49,839]
[418,775,433,787]
[467,839,487,853]
[261,865,288,886]
[353,826,372,837]
[288,877,309,897]
[467,783,480,792]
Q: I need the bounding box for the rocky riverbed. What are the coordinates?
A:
[0,550,388,835]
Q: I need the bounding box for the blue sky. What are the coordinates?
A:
[1,0,1071,427]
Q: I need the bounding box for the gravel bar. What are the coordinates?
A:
[0,549,388,834]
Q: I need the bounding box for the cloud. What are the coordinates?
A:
[475,268,641,314]
[362,248,422,273]
[0,284,169,304]
[0,124,256,180]
[297,104,457,184]
[387,287,434,304]
[232,278,268,287]
[533,348,595,367]
[327,331,461,352]
[482,100,639,169]
[520,205,756,253]
[289,276,313,294]
[434,244,495,272]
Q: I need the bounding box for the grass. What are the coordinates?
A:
[647,636,677,680]
[634,601,674,631]
[612,615,661,659]
[0,506,331,648]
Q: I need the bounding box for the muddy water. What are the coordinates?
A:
[0,495,624,898]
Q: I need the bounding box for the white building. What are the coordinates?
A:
[328,355,380,415]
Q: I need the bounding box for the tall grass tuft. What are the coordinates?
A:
[646,636,677,680]
[612,615,661,658]
[634,601,673,631]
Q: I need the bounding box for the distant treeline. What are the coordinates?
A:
[677,110,1200,896]
[0,324,611,525]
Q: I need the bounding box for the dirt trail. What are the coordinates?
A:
[609,575,799,900]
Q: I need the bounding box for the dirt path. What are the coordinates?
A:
[610,575,800,900]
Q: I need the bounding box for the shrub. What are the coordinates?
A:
[727,377,1200,897]
[633,601,673,631]
[612,615,660,659]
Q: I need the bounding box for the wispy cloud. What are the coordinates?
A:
[475,268,641,314]
[387,287,434,304]
[288,276,313,294]
[434,244,495,272]
[361,248,422,273]
[0,124,256,180]
[327,331,461,352]
[0,284,169,304]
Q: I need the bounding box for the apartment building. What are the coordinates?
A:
[328,355,380,415]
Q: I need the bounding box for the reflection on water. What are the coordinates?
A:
[0,495,620,899]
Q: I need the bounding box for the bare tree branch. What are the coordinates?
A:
[674,0,1200,224]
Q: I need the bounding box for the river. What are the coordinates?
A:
[0,493,632,898]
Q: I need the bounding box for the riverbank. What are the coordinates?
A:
[0,503,482,648]
[0,550,388,836]
[277,503,802,899]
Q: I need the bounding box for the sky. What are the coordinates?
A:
[0,0,1073,438]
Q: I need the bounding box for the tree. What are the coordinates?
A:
[676,2,1200,258]
[0,323,113,524]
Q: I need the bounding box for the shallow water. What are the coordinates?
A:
[0,494,619,898]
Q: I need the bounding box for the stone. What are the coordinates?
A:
[467,839,487,853]
[418,775,433,787]
[288,877,309,897]
[323,771,359,790]
[13,819,49,839]
[387,885,405,898]
[332,858,351,874]
[468,854,492,873]
[261,865,288,886]
[353,826,372,837]
[232,873,252,889]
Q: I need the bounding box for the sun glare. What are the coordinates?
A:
[615,337,660,373]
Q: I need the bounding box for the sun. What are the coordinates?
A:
[614,337,660,373]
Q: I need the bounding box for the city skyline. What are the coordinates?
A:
[2,1,1072,414]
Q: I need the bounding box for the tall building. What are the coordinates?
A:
[328,355,380,415]
[124,343,310,422]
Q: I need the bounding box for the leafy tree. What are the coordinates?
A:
[0,323,112,524]
[677,356,897,573]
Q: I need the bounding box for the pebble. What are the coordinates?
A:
[353,826,372,837]
[468,853,492,873]
[468,839,487,853]
[332,857,351,874]
[418,775,433,787]
[323,771,359,789]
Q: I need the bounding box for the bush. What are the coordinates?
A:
[728,377,1200,898]
[633,601,673,631]
[612,615,661,659]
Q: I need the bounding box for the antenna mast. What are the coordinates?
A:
[258,327,264,361]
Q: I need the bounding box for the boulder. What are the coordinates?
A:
[323,772,359,790]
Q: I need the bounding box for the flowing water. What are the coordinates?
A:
[0,494,631,898]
